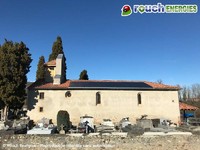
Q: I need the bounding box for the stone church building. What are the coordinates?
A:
[27,54,180,125]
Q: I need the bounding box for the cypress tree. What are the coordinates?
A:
[0,40,32,119]
[79,70,89,80]
[48,36,67,81]
[36,56,45,81]
[49,36,63,61]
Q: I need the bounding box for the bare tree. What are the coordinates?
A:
[182,86,187,101]
[156,79,163,84]
[191,84,200,99]
[179,84,200,101]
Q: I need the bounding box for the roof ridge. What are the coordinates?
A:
[70,80,147,82]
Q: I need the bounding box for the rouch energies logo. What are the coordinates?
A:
[121,3,198,16]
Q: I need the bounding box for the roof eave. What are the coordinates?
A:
[33,87,178,91]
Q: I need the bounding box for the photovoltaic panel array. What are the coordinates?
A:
[69,81,153,89]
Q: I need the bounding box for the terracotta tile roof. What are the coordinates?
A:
[30,80,179,90]
[179,102,199,110]
[34,80,71,90]
[45,59,56,66]
[144,81,179,90]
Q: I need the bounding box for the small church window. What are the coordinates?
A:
[65,91,71,97]
[96,92,101,105]
[39,92,44,99]
[39,107,43,112]
[138,93,142,105]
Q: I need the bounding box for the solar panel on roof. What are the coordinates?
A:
[69,81,152,89]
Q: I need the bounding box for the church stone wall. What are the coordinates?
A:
[27,89,180,126]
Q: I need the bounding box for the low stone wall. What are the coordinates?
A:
[1,134,200,150]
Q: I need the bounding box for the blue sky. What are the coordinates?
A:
[0,0,199,86]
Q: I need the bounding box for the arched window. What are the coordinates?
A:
[137,93,142,105]
[96,92,101,105]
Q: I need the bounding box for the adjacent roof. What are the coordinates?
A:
[45,59,56,66]
[29,80,179,90]
[179,102,199,110]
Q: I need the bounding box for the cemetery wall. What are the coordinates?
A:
[1,134,200,150]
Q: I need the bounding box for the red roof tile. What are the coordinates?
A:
[35,80,70,89]
[179,102,199,110]
[45,59,56,66]
[144,81,179,90]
